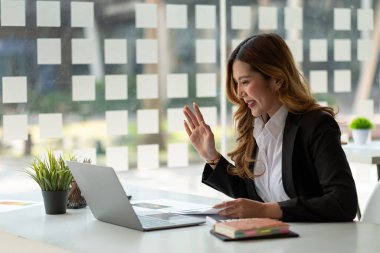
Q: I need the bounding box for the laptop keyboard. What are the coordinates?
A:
[139,215,176,227]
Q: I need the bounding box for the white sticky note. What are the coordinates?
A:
[106,146,128,171]
[104,39,127,64]
[284,7,303,30]
[258,7,277,30]
[74,148,96,164]
[2,114,28,141]
[357,8,373,31]
[310,70,328,94]
[135,3,157,28]
[334,8,351,30]
[199,106,217,129]
[167,143,188,168]
[137,144,159,170]
[166,4,187,28]
[318,101,328,107]
[136,39,158,64]
[71,1,94,27]
[39,113,62,138]
[286,39,303,62]
[2,76,27,103]
[137,74,158,99]
[36,1,60,27]
[72,75,95,101]
[167,74,188,98]
[334,70,351,93]
[334,39,351,62]
[231,39,243,52]
[1,0,25,26]
[196,39,216,63]
[106,110,128,136]
[231,6,251,30]
[196,73,217,97]
[310,39,327,62]
[195,5,216,29]
[167,108,185,132]
[357,39,372,61]
[37,38,61,64]
[357,99,374,118]
[72,39,95,64]
[105,75,128,100]
[137,109,159,134]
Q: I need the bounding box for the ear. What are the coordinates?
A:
[271,78,283,91]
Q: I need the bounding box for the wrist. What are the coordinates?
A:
[263,202,283,219]
[205,152,221,165]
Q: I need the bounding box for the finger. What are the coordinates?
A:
[218,206,237,218]
[184,120,192,136]
[193,103,205,124]
[183,109,196,129]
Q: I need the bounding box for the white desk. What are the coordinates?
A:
[343,142,380,181]
[1,185,380,253]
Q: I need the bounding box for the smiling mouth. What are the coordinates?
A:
[246,100,256,109]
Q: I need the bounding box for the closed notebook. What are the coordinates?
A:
[213,218,290,239]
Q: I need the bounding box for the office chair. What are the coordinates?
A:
[361,180,380,225]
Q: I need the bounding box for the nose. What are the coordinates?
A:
[237,83,245,98]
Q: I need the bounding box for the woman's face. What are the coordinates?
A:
[232,60,282,118]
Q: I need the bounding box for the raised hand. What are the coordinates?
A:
[183,103,219,161]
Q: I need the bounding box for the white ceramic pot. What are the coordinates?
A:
[352,129,370,145]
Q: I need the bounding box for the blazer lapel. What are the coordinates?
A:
[282,113,300,198]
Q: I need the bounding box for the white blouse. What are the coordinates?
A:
[253,105,290,202]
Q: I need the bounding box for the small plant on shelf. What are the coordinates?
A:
[349,117,374,145]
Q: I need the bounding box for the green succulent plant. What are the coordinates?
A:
[24,150,75,191]
[349,117,374,130]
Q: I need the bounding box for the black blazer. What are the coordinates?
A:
[202,110,358,222]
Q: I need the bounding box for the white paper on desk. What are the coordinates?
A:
[173,207,223,215]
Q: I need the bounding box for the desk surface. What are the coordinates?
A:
[343,142,380,164]
[1,185,380,253]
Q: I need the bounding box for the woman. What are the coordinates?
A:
[183,33,358,222]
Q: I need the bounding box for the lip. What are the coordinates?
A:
[245,100,256,109]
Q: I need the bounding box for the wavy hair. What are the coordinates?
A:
[226,33,335,179]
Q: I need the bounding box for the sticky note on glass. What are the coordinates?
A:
[334,39,351,61]
[3,114,28,141]
[196,39,216,63]
[231,6,251,30]
[72,39,95,64]
[137,74,158,99]
[106,146,128,171]
[137,109,159,134]
[195,5,216,29]
[167,108,185,132]
[334,8,351,30]
[135,3,157,28]
[334,70,351,93]
[357,99,374,118]
[71,1,94,27]
[286,40,303,62]
[258,7,277,30]
[310,70,328,94]
[310,39,327,62]
[2,76,27,103]
[74,148,96,164]
[196,73,217,97]
[37,38,61,64]
[105,75,128,100]
[39,113,62,139]
[104,39,127,64]
[1,0,25,26]
[36,1,60,27]
[166,4,187,28]
[231,39,243,52]
[136,39,158,64]
[357,8,373,31]
[137,144,159,170]
[199,106,217,129]
[284,7,302,30]
[357,39,372,61]
[106,110,128,136]
[167,74,188,98]
[72,75,95,101]
[167,143,188,168]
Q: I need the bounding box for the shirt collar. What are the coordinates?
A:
[253,105,288,140]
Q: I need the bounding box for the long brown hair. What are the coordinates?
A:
[226,33,335,179]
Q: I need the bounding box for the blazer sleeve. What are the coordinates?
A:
[202,156,250,198]
[279,114,358,222]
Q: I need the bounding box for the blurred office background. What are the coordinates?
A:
[0,0,379,193]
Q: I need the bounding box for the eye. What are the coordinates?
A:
[241,80,249,86]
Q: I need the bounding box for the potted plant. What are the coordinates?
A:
[349,117,374,145]
[24,150,74,214]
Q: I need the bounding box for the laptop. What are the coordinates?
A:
[66,161,205,231]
